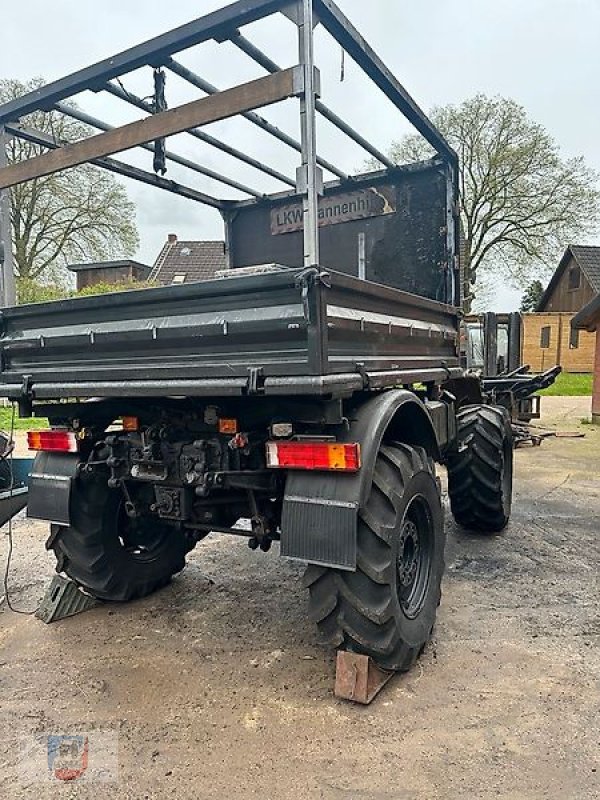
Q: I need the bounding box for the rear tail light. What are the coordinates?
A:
[266,441,360,472]
[27,430,78,453]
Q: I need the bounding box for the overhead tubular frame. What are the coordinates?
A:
[0,0,459,307]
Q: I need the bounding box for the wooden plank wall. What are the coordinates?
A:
[593,328,600,422]
[522,312,596,372]
[541,253,595,312]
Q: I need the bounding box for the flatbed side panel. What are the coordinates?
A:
[324,271,459,374]
[0,271,315,385]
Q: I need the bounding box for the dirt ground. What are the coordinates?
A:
[1,396,598,799]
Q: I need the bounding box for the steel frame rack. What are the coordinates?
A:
[0,0,459,306]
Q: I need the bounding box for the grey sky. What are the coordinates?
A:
[3,0,599,310]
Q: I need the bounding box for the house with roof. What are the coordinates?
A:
[572,295,600,423]
[149,234,227,285]
[68,259,152,291]
[521,245,600,373]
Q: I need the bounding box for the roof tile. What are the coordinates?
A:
[151,240,227,284]
[570,245,600,293]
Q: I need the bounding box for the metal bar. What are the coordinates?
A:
[298,0,321,267]
[483,312,498,377]
[357,232,366,280]
[232,32,395,168]
[0,69,300,190]
[55,102,262,198]
[104,82,296,188]
[166,57,347,180]
[0,369,465,401]
[313,0,458,166]
[228,156,442,210]
[0,0,290,125]
[445,161,458,305]
[7,124,224,209]
[0,128,16,306]
[508,312,522,372]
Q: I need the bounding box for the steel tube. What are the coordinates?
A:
[298,0,320,268]
[7,124,224,209]
[0,0,290,125]
[0,128,16,306]
[167,58,347,180]
[231,32,394,168]
[55,102,262,198]
[104,82,296,187]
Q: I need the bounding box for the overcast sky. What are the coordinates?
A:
[3,0,600,309]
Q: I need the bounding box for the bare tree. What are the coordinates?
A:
[1,78,139,290]
[382,94,600,309]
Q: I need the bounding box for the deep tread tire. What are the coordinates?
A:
[446,404,513,533]
[303,443,445,672]
[48,476,188,602]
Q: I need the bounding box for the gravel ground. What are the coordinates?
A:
[0,396,598,799]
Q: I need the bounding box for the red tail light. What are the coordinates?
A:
[27,430,78,453]
[266,441,360,472]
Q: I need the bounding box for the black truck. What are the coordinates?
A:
[0,0,513,673]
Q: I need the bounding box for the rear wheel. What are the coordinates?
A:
[446,404,513,533]
[304,443,445,672]
[47,476,188,601]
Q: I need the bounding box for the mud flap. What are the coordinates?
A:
[27,451,79,524]
[280,389,442,571]
[281,488,358,570]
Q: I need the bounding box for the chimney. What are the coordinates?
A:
[167,233,178,244]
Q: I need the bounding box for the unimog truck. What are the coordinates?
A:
[0,0,513,672]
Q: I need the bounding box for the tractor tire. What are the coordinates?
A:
[47,475,188,602]
[446,404,513,533]
[303,443,445,672]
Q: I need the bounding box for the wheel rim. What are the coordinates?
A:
[396,495,434,619]
[115,500,172,563]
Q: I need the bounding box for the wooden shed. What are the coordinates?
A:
[521,245,600,373]
[68,259,151,291]
[521,312,595,373]
[572,295,600,424]
[536,245,600,314]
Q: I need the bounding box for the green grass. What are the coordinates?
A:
[0,407,48,431]
[537,372,593,396]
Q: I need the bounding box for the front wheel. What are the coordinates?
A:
[47,476,189,602]
[304,443,445,672]
[446,404,513,533]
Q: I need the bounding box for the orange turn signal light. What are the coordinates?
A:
[218,418,238,434]
[122,416,139,432]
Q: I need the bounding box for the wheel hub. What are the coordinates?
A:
[396,496,434,619]
[397,519,420,588]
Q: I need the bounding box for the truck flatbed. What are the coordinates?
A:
[0,267,460,402]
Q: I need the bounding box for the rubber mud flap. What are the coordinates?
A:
[27,451,78,524]
[281,492,358,570]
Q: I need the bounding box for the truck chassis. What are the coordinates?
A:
[0,0,514,674]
